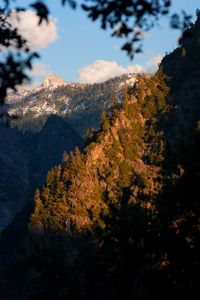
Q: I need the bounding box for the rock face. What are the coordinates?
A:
[41,74,65,89]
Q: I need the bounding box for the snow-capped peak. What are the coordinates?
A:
[41,74,65,89]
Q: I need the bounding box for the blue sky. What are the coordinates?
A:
[12,0,199,85]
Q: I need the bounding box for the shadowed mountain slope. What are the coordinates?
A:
[0,116,84,229]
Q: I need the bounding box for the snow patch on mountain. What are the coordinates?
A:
[6,73,139,133]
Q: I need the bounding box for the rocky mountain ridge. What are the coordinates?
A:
[7,73,137,135]
[41,74,65,89]
[0,74,137,229]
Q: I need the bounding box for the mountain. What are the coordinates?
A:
[1,15,200,300]
[0,73,138,229]
[41,74,65,89]
[7,73,137,136]
[0,74,136,229]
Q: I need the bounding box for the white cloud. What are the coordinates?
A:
[77,55,163,84]
[145,55,163,72]
[9,10,58,50]
[78,60,145,84]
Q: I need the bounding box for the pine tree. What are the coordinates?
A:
[109,94,118,109]
[101,111,110,131]
[62,151,69,163]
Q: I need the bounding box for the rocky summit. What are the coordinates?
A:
[41,74,65,89]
